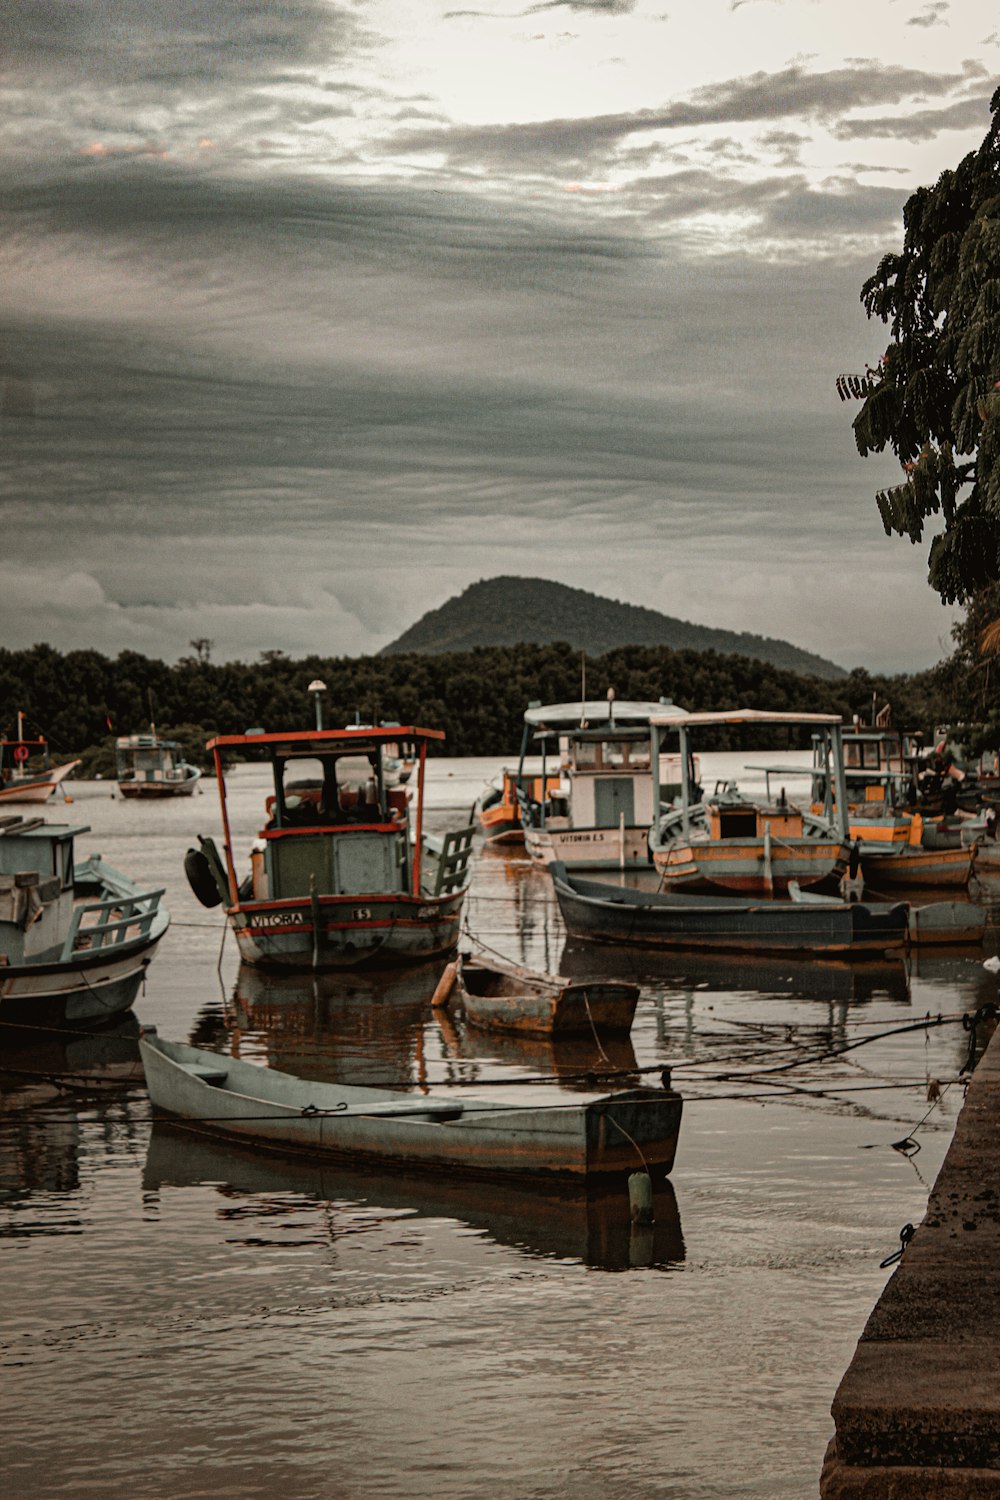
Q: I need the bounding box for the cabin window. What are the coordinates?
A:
[718,808,758,838]
[278,753,382,825]
[574,742,599,769]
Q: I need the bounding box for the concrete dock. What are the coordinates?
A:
[821,1016,1000,1497]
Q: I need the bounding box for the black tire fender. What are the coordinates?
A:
[185,846,223,908]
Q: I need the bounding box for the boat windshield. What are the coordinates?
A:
[272,751,388,826]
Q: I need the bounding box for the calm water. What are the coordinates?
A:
[3,755,999,1499]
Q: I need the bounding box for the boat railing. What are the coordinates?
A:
[60,887,166,961]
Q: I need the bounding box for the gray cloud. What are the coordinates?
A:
[832,91,992,140]
[389,60,986,170]
[0,0,360,87]
[907,2,949,27]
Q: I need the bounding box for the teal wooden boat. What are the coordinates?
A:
[0,814,169,1024]
[139,1031,684,1181]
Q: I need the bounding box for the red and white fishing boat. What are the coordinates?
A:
[0,714,79,805]
[185,721,475,970]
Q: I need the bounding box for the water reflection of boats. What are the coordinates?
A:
[556,939,912,1007]
[433,1002,642,1090]
[143,1121,685,1270]
[227,960,444,1087]
[0,1014,143,1201]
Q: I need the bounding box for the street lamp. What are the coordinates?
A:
[308,679,327,731]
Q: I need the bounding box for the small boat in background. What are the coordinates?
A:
[0,814,169,1025]
[139,1031,684,1181]
[0,714,80,805]
[116,730,201,798]
[438,953,639,1037]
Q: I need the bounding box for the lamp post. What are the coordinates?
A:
[308,679,327,731]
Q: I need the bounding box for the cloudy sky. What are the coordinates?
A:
[0,2,995,672]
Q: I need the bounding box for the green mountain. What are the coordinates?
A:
[381,577,848,680]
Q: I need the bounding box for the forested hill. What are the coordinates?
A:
[0,641,939,769]
[381,577,848,681]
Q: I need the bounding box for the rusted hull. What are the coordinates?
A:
[230,889,467,969]
[459,975,640,1037]
[139,1035,683,1180]
[652,838,847,896]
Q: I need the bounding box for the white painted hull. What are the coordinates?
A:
[524,824,651,870]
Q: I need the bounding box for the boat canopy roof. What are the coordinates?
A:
[207,726,445,754]
[0,817,90,840]
[524,700,682,729]
[116,734,180,750]
[649,708,844,729]
[532,723,653,744]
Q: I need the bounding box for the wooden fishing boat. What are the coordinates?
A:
[0,814,169,1024]
[116,730,201,798]
[439,954,639,1037]
[550,863,910,956]
[649,709,852,896]
[0,714,79,805]
[185,722,475,970]
[138,1031,684,1181]
[752,743,974,890]
[520,698,694,872]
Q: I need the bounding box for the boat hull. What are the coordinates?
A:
[858,846,973,888]
[524,824,651,871]
[230,888,468,969]
[0,761,79,805]
[651,837,848,896]
[551,866,908,956]
[118,777,199,799]
[458,961,639,1037]
[0,936,163,1024]
[139,1034,683,1180]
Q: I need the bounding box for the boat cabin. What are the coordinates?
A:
[0,815,85,963]
[206,726,465,907]
[706,791,805,841]
[521,699,689,831]
[116,733,186,787]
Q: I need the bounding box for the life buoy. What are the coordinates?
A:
[13,745,28,762]
[184,847,223,908]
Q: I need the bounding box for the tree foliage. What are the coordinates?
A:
[852,86,1000,602]
[0,641,953,764]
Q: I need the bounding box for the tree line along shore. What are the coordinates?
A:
[1,635,979,778]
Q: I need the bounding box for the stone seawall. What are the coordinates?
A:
[821,1019,1000,1497]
